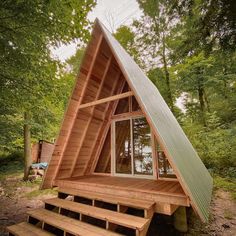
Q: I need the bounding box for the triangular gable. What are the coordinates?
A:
[96,19,212,222]
[42,19,213,222]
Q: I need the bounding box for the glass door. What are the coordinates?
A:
[133,117,153,175]
[115,119,132,174]
[113,117,154,178]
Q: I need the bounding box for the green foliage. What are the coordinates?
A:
[0,151,24,180]
[0,0,96,151]
[114,25,141,66]
[182,114,236,178]
[168,0,236,52]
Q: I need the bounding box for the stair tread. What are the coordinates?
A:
[27,208,122,236]
[7,222,54,236]
[44,198,149,230]
[59,187,155,210]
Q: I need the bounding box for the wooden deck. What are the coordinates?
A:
[54,175,190,209]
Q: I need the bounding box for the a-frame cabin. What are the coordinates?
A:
[7,19,213,236]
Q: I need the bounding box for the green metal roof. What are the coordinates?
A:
[97,19,213,222]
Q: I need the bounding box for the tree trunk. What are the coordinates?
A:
[198,81,206,126]
[162,34,174,111]
[23,112,32,181]
[203,89,210,112]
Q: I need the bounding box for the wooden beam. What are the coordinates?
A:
[70,55,113,177]
[85,76,125,175]
[111,110,144,121]
[78,91,134,109]
[151,131,158,179]
[51,34,104,183]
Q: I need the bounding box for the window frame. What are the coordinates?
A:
[111,115,156,179]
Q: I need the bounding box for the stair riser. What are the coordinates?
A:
[56,180,189,206]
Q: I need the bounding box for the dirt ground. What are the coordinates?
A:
[0,176,235,236]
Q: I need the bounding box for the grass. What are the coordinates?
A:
[0,151,24,180]
[213,175,236,200]
[25,188,57,199]
[0,151,57,199]
[224,209,234,220]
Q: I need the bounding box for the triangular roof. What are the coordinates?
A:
[42,19,213,222]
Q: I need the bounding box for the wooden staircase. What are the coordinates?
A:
[7,188,155,236]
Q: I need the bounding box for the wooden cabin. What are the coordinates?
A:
[7,19,213,236]
[32,140,54,163]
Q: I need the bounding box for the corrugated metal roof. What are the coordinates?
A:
[97,19,213,222]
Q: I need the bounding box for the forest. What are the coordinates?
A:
[0,1,235,188]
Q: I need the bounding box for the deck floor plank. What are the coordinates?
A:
[61,175,185,196]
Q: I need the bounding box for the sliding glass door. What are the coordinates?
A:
[115,119,132,174]
[113,117,154,178]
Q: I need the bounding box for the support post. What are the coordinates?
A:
[174,206,188,233]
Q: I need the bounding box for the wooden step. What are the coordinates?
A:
[7,222,54,236]
[27,208,122,236]
[44,198,149,231]
[59,187,155,210]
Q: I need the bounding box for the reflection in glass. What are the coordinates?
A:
[133,117,153,175]
[157,144,176,178]
[115,120,132,174]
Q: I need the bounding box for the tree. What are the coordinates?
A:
[133,0,180,111]
[174,53,214,125]
[114,25,141,65]
[0,0,96,179]
[167,0,236,53]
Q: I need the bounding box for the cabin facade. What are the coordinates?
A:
[7,19,213,236]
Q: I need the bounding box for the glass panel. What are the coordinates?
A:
[157,144,176,178]
[133,117,153,175]
[115,120,132,174]
[95,128,111,173]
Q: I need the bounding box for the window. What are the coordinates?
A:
[157,144,176,178]
[133,117,152,175]
[115,119,132,174]
[114,117,153,177]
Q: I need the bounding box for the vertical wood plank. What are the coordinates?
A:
[151,131,158,179]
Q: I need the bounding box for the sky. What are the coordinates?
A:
[51,0,141,62]
[51,0,184,110]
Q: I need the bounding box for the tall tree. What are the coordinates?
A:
[0,0,96,179]
[114,25,141,66]
[134,0,179,111]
